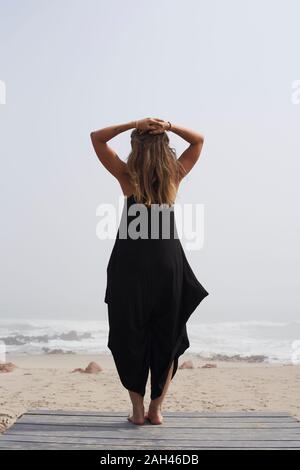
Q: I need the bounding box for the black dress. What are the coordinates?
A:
[104,193,209,400]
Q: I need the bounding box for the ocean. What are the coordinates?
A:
[1,319,300,364]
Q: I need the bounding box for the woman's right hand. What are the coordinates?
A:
[136,117,166,134]
[148,118,170,134]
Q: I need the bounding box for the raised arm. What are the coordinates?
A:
[90,121,135,179]
[149,120,205,179]
[90,118,164,179]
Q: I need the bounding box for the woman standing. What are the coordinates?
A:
[90,118,209,425]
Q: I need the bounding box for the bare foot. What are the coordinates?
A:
[127,405,145,425]
[145,407,163,425]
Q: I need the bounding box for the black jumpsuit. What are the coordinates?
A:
[104,193,209,400]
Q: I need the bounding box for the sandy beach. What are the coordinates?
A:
[1,353,300,433]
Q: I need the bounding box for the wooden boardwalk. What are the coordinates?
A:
[1,410,300,450]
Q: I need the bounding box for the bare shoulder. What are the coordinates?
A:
[117,168,135,197]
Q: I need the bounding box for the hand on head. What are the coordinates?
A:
[136,117,169,135]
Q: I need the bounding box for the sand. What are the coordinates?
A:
[1,353,300,432]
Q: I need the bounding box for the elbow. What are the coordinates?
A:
[90,132,98,146]
[192,135,204,146]
[90,132,97,152]
[198,135,204,149]
[192,134,204,145]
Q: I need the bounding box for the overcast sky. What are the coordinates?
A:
[0,0,299,323]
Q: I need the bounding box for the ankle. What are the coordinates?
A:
[149,402,162,413]
[133,403,144,412]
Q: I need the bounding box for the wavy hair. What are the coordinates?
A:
[125,129,186,207]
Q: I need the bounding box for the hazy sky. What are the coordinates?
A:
[0,0,299,323]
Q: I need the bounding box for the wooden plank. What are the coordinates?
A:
[6,426,300,437]
[26,409,293,418]
[16,415,299,426]
[0,438,300,450]
[3,430,300,442]
[1,410,299,450]
[8,422,300,432]
[7,431,297,438]
[0,441,191,450]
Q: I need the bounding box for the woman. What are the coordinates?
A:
[90,118,209,425]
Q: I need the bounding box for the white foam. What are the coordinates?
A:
[1,318,300,362]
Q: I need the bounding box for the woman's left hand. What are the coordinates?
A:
[137,117,164,135]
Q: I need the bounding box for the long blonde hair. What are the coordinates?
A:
[126,129,185,206]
